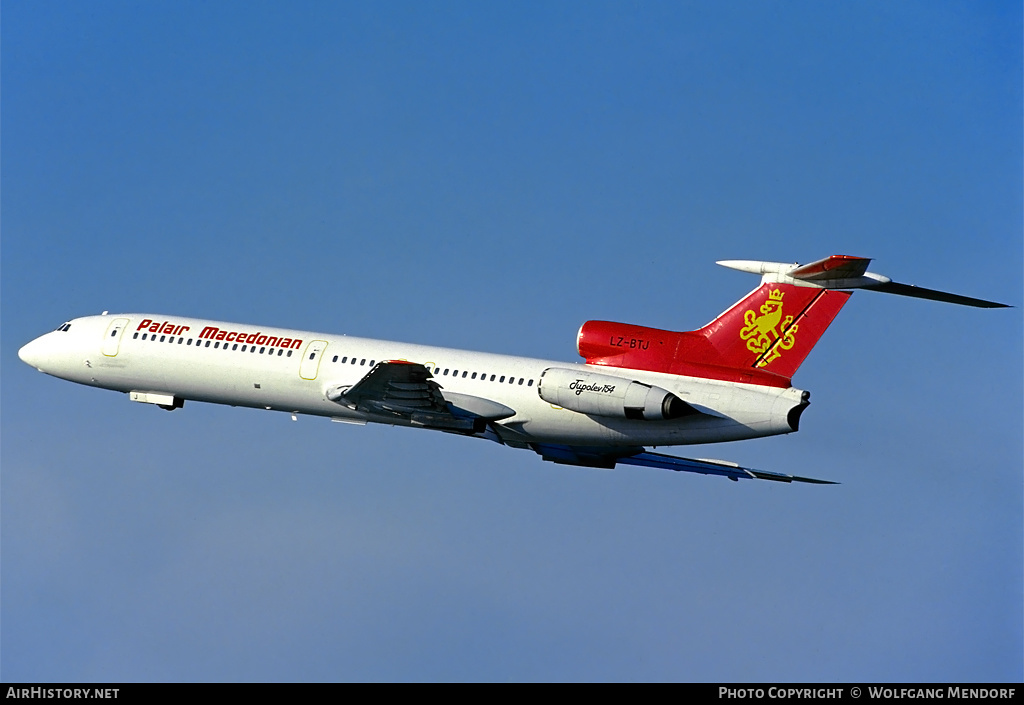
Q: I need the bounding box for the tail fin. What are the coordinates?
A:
[577,283,850,386]
[694,283,851,379]
[578,255,1006,386]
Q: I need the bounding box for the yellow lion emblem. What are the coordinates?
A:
[740,289,798,367]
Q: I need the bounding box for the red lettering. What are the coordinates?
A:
[137,319,152,331]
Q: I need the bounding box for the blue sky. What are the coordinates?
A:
[3,1,1021,682]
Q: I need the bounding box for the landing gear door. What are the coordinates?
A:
[102,318,131,357]
[300,340,328,380]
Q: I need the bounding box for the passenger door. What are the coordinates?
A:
[101,318,131,357]
[299,340,328,380]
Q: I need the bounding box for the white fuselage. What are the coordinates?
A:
[19,313,807,449]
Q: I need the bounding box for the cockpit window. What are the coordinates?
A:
[55,322,72,332]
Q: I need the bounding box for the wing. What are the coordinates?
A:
[531,444,837,484]
[327,360,515,433]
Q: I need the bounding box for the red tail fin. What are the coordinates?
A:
[695,283,851,379]
[578,284,850,386]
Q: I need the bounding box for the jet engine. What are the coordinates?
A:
[537,367,695,420]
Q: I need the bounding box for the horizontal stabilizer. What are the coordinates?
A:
[789,255,871,280]
[861,281,1010,308]
[718,255,1010,308]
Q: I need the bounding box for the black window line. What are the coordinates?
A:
[129,337,538,385]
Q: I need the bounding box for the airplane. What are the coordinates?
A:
[18,255,1008,485]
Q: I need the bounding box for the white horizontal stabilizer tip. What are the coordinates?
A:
[716,260,796,276]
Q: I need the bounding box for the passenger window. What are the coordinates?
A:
[260,347,266,354]
[287,350,292,357]
[462,371,468,378]
[360,359,366,365]
[214,342,219,348]
[443,369,449,376]
[133,333,139,339]
[518,378,524,385]
[241,345,247,351]
[528,379,533,386]
[332,355,338,363]
[342,357,347,363]
[490,375,496,381]
[160,335,166,342]
[205,341,211,347]
[232,344,238,350]
[499,376,505,383]
[471,372,477,379]
[308,353,315,360]
[277,350,283,356]
[179,338,184,344]
[369,360,375,366]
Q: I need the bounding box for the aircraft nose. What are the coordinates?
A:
[19,336,49,371]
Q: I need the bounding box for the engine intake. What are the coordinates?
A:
[538,367,695,421]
